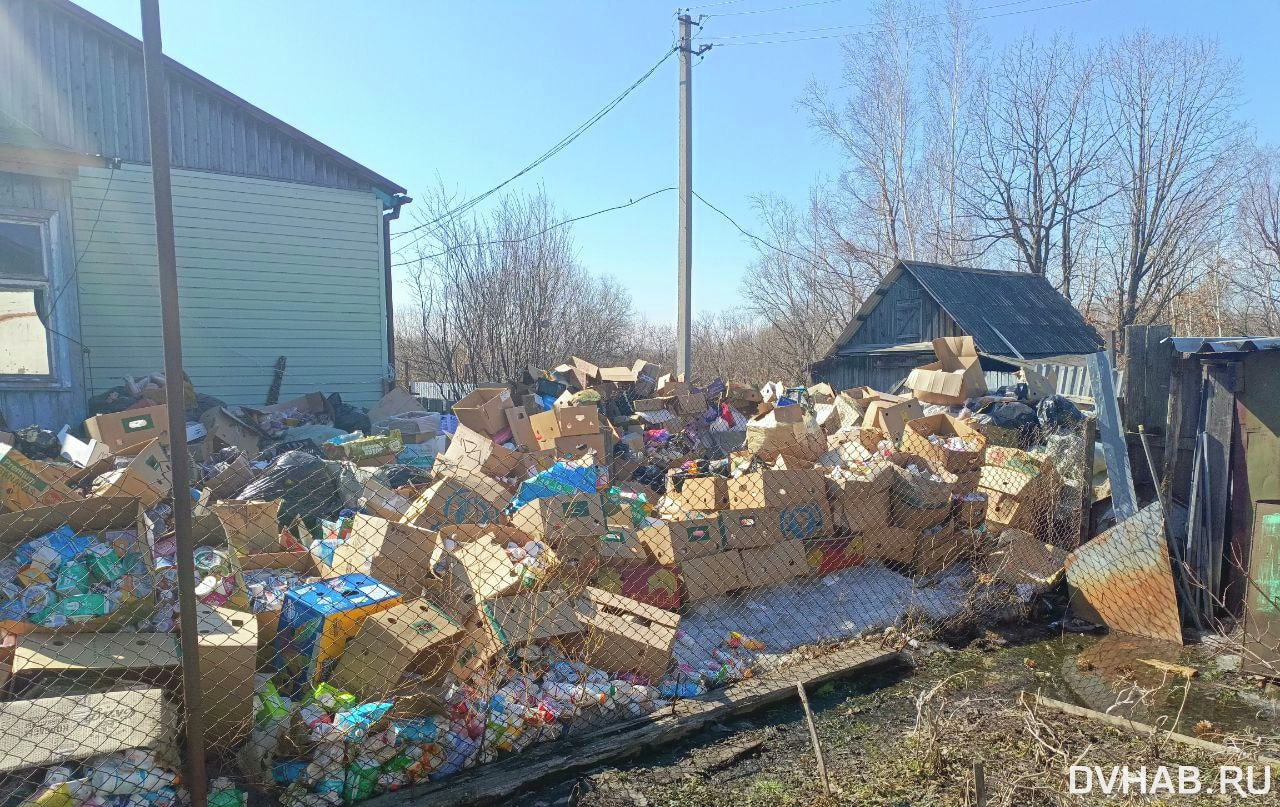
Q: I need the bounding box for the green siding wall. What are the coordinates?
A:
[72,163,388,408]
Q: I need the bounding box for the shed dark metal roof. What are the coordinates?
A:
[1167,337,1280,354]
[825,260,1102,361]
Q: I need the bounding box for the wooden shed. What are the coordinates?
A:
[812,261,1103,392]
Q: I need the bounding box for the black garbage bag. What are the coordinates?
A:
[86,386,138,417]
[988,401,1041,447]
[1038,394,1085,431]
[235,450,344,525]
[371,464,433,490]
[631,461,666,491]
[190,392,226,421]
[14,426,61,459]
[327,393,371,434]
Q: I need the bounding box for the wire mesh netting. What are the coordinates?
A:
[0,358,1274,807]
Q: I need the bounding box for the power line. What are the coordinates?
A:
[705,0,1034,39]
[391,187,677,269]
[391,45,677,253]
[703,0,1093,45]
[692,190,820,268]
[45,164,116,324]
[709,0,854,17]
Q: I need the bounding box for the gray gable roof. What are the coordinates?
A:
[828,260,1103,359]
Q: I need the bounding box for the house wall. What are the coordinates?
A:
[0,170,86,427]
[72,163,388,409]
[1,0,383,193]
[845,272,962,349]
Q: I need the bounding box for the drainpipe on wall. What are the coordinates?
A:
[380,192,411,391]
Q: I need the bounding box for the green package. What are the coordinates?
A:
[344,757,379,802]
[54,562,91,595]
[85,545,126,583]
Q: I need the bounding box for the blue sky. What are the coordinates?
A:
[77,0,1280,321]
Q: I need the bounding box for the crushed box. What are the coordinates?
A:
[572,587,679,682]
[330,599,463,701]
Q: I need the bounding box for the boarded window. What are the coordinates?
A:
[893,299,921,341]
[0,220,52,377]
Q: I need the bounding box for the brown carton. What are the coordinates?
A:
[679,550,748,602]
[861,396,926,442]
[529,406,601,448]
[514,494,606,539]
[572,587,680,682]
[452,387,514,436]
[727,469,827,509]
[669,474,728,511]
[440,422,522,477]
[401,473,508,532]
[331,599,463,701]
[0,442,80,512]
[475,589,582,651]
[719,508,786,549]
[636,517,723,565]
[188,604,257,747]
[905,336,986,404]
[329,515,438,596]
[85,404,170,452]
[901,414,988,473]
[740,541,809,587]
[504,406,538,450]
[214,499,283,555]
[863,526,919,567]
[0,689,174,772]
[199,407,262,458]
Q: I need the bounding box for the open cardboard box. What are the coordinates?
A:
[328,514,438,597]
[84,404,170,453]
[0,441,81,512]
[572,587,680,682]
[330,598,463,702]
[905,336,986,405]
[636,517,723,565]
[861,395,926,442]
[452,387,514,436]
[0,497,155,635]
[901,413,988,473]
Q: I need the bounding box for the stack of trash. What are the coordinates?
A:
[0,341,1092,806]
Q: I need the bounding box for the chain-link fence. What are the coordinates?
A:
[0,358,1274,807]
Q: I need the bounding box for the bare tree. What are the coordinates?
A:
[800,0,934,266]
[738,193,870,380]
[964,33,1111,299]
[1232,147,1280,334]
[1100,32,1243,333]
[397,185,634,390]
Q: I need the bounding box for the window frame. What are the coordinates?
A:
[0,208,64,389]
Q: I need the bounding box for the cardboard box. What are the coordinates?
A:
[863,526,919,567]
[452,387,514,436]
[553,433,607,462]
[402,474,507,532]
[679,550,748,602]
[504,406,538,450]
[985,529,1067,590]
[328,515,438,596]
[673,394,705,416]
[596,526,647,561]
[476,589,582,651]
[199,407,262,459]
[905,336,986,404]
[572,587,679,682]
[598,365,638,384]
[636,517,723,565]
[273,573,402,695]
[826,466,892,532]
[529,406,601,449]
[204,455,256,500]
[902,414,987,473]
[85,404,170,452]
[804,535,866,575]
[916,521,963,575]
[955,493,988,528]
[237,551,322,649]
[740,541,809,588]
[368,386,424,424]
[9,632,179,697]
[861,396,926,442]
[778,500,834,541]
[0,498,154,635]
[830,491,890,535]
[214,499,282,555]
[594,561,683,611]
[323,431,405,463]
[514,494,606,539]
[719,508,786,549]
[744,414,826,463]
[360,475,415,521]
[669,475,728,512]
[0,688,173,773]
[727,469,826,509]
[890,498,952,530]
[983,490,1046,532]
[435,530,550,605]
[190,604,258,747]
[440,423,521,477]
[0,442,80,512]
[86,439,171,508]
[330,599,463,701]
[377,411,440,440]
[246,392,332,427]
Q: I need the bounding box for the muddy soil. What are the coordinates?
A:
[514,625,1280,807]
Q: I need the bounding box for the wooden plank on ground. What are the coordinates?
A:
[1028,693,1280,769]
[1088,351,1138,520]
[1065,501,1182,644]
[364,644,902,807]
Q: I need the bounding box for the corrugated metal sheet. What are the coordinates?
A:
[1167,337,1280,354]
[903,261,1103,357]
[0,0,403,195]
[72,163,389,407]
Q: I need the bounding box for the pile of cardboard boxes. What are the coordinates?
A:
[0,341,1087,803]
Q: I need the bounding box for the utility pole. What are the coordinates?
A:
[139,2,207,805]
[676,11,709,381]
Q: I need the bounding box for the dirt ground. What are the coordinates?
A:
[513,625,1280,807]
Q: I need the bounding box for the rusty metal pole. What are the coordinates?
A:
[139,2,207,804]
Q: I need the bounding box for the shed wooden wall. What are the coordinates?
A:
[844,272,962,349]
[72,163,388,408]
